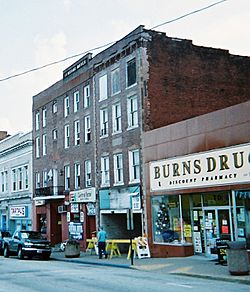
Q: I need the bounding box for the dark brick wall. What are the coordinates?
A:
[144,33,250,131]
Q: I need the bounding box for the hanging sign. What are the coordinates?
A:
[10,206,27,218]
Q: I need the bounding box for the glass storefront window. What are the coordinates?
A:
[203,192,229,207]
[152,195,181,243]
[182,195,192,243]
[235,190,250,242]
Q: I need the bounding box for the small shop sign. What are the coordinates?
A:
[10,206,27,218]
[70,188,96,203]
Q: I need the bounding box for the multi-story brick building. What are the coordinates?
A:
[33,25,250,252]
[0,132,33,233]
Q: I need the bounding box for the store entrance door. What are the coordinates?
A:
[203,207,233,256]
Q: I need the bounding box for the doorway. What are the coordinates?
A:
[203,207,233,256]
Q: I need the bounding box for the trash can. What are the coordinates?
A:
[227,241,249,275]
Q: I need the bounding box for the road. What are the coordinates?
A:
[0,256,249,292]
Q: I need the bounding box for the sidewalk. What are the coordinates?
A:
[51,249,250,285]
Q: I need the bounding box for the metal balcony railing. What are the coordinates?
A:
[34,186,65,198]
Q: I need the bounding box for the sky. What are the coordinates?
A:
[0,0,250,135]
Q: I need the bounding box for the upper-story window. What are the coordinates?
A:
[74,163,80,190]
[74,91,80,112]
[111,68,120,95]
[99,74,108,101]
[35,137,40,158]
[64,124,70,149]
[42,134,47,156]
[42,108,47,128]
[64,96,70,117]
[83,85,90,108]
[52,129,58,141]
[43,170,48,187]
[74,120,80,146]
[35,112,40,131]
[126,58,136,87]
[127,95,138,129]
[112,103,121,134]
[100,108,108,137]
[114,153,123,185]
[24,166,28,189]
[52,101,57,114]
[35,172,40,188]
[84,115,91,143]
[1,171,8,193]
[85,160,92,187]
[129,149,140,183]
[64,165,70,190]
[101,156,110,186]
[18,167,23,190]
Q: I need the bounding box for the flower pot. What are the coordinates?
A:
[64,240,80,258]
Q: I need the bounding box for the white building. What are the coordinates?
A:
[0,132,33,232]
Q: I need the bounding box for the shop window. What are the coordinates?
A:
[235,190,250,241]
[152,195,181,243]
[203,192,229,207]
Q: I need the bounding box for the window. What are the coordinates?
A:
[64,96,70,117]
[83,85,90,108]
[42,108,47,128]
[85,160,92,187]
[52,129,58,141]
[74,120,80,146]
[1,171,8,193]
[74,163,80,189]
[35,172,40,188]
[64,165,70,190]
[101,156,110,186]
[129,149,140,182]
[111,68,120,95]
[24,166,28,189]
[84,115,91,143]
[73,91,80,112]
[12,169,17,191]
[35,137,40,158]
[42,134,47,156]
[18,167,23,190]
[99,74,108,101]
[35,112,40,131]
[100,108,108,137]
[43,171,48,187]
[127,95,138,128]
[112,103,121,133]
[64,124,70,149]
[126,58,136,87]
[114,153,123,184]
[52,101,57,113]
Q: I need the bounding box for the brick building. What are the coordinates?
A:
[33,25,250,251]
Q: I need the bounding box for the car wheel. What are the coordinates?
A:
[18,246,24,260]
[4,246,9,258]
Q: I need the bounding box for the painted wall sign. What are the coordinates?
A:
[10,206,27,218]
[70,187,96,203]
[150,144,250,192]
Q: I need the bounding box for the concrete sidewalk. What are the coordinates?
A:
[50,249,250,285]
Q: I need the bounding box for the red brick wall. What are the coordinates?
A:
[145,33,250,131]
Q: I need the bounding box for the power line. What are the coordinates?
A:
[0,0,228,83]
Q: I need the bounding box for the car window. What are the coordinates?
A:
[21,232,29,239]
[27,232,43,239]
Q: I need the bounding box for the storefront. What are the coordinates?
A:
[149,143,250,257]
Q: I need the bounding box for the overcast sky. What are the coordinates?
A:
[1,0,249,135]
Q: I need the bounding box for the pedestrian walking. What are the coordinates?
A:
[97,226,108,259]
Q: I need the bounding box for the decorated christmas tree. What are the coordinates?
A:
[155,202,170,236]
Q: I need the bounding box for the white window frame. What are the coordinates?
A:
[52,101,57,113]
[35,112,40,131]
[35,137,40,158]
[99,74,108,101]
[129,149,140,183]
[42,134,47,156]
[84,115,91,143]
[35,172,40,189]
[64,124,70,149]
[127,95,138,129]
[85,160,92,187]
[52,129,57,141]
[12,169,17,191]
[112,103,121,134]
[43,170,48,187]
[24,166,28,189]
[64,96,70,117]
[101,156,110,186]
[74,163,80,189]
[1,171,8,193]
[83,85,90,108]
[100,108,108,137]
[42,108,47,128]
[111,68,120,95]
[73,91,80,112]
[64,165,70,190]
[114,153,123,185]
[74,120,80,146]
[18,167,23,190]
